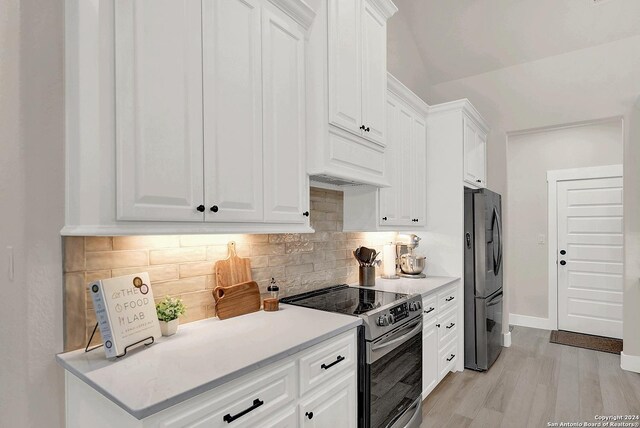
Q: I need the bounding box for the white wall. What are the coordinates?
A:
[0,0,65,426]
[506,119,623,319]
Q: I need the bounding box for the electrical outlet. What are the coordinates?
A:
[537,234,546,245]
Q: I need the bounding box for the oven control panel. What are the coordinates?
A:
[389,303,409,323]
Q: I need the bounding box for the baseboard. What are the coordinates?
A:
[502,331,511,347]
[621,352,640,373]
[509,313,554,330]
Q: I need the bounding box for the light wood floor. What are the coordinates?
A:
[421,326,640,427]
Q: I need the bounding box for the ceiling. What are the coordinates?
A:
[392,0,640,85]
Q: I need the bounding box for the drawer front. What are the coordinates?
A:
[158,361,296,428]
[262,407,297,428]
[438,341,457,381]
[438,285,458,313]
[437,307,458,349]
[421,294,437,322]
[299,330,357,396]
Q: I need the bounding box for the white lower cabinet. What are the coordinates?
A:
[65,329,358,428]
[299,372,357,428]
[422,284,460,399]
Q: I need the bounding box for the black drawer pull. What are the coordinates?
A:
[446,354,455,362]
[446,322,455,329]
[321,355,345,370]
[445,296,455,302]
[223,399,264,423]
[306,411,314,419]
[424,307,435,314]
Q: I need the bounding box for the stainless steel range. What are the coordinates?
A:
[281,285,423,428]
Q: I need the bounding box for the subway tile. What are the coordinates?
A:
[149,248,205,265]
[325,249,348,261]
[63,237,85,272]
[112,235,179,250]
[251,243,285,256]
[179,304,208,324]
[311,221,338,231]
[285,263,314,276]
[268,254,300,267]
[251,266,285,281]
[311,201,338,213]
[179,261,215,278]
[206,245,229,261]
[85,250,148,270]
[85,237,113,252]
[85,270,111,284]
[180,235,231,247]
[268,233,301,243]
[179,290,215,310]
[285,241,313,254]
[153,276,208,298]
[249,255,269,268]
[64,273,87,352]
[111,264,179,283]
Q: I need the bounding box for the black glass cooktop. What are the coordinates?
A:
[280,285,408,316]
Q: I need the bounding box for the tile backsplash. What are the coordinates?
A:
[63,188,396,351]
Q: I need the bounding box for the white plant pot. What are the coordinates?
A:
[160,319,179,337]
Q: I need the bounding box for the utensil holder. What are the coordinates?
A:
[359,266,376,287]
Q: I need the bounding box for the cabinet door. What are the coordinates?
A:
[202,0,264,222]
[395,104,415,226]
[476,130,487,187]
[299,373,357,428]
[262,4,308,224]
[463,117,486,187]
[411,114,427,226]
[360,0,387,145]
[116,0,204,221]
[422,320,438,397]
[378,97,399,226]
[328,0,362,135]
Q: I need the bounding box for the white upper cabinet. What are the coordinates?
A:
[66,0,314,235]
[306,0,396,187]
[261,2,308,224]
[203,0,264,223]
[360,0,387,145]
[463,116,487,188]
[116,0,205,222]
[343,74,427,231]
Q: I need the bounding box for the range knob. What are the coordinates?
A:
[388,314,395,325]
[376,315,389,326]
[408,301,421,312]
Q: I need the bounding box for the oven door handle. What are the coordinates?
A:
[371,319,422,352]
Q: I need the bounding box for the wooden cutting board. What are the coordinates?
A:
[213,281,261,320]
[214,241,252,288]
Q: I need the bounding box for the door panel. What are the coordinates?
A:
[557,176,623,339]
[361,0,386,145]
[378,97,399,224]
[262,4,307,223]
[475,291,502,371]
[327,0,362,135]
[411,114,427,225]
[473,189,503,298]
[395,105,414,226]
[299,373,357,428]
[202,0,264,222]
[116,0,204,221]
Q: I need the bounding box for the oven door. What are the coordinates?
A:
[365,318,422,428]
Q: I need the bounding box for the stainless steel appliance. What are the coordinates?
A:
[464,187,504,371]
[281,285,423,428]
[396,234,426,278]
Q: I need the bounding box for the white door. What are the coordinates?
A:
[475,130,487,187]
[327,0,362,135]
[557,176,624,338]
[299,374,357,428]
[115,0,204,221]
[422,321,438,397]
[261,3,308,223]
[360,0,386,145]
[463,117,485,187]
[395,104,415,226]
[202,0,264,222]
[378,96,399,225]
[411,114,427,225]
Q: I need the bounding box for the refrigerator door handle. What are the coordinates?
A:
[496,208,503,274]
[487,291,503,307]
[492,207,503,275]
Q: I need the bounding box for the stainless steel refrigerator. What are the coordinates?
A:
[464,187,503,371]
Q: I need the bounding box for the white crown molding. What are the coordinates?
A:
[269,0,316,30]
[366,0,398,19]
[428,99,490,133]
[387,72,429,116]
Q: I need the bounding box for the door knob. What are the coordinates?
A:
[382,217,388,221]
[196,205,205,212]
[302,211,310,217]
[560,250,566,255]
[560,260,566,266]
[210,205,219,213]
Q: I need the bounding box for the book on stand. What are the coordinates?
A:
[89,272,161,358]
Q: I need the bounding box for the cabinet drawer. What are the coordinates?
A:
[299,330,357,396]
[421,294,437,321]
[299,372,357,428]
[438,341,457,381]
[437,308,458,349]
[158,361,296,428]
[438,285,458,313]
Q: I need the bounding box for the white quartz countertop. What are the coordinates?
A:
[56,305,361,420]
[351,275,459,297]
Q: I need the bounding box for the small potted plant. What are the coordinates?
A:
[156,296,186,337]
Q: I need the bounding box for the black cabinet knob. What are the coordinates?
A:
[560,260,566,266]
[196,205,205,212]
[382,216,388,221]
[302,211,310,217]
[306,412,314,420]
[476,179,482,183]
[365,127,370,132]
[210,205,219,213]
[436,323,441,328]
[560,250,566,255]
[360,125,366,130]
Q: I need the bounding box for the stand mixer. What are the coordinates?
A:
[396,234,426,278]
